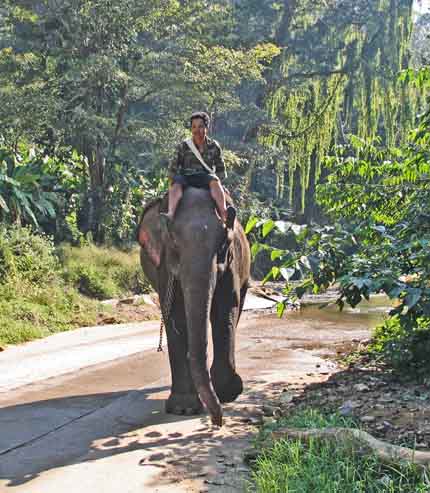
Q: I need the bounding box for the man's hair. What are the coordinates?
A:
[190,111,210,128]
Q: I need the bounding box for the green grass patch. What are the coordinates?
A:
[0,278,100,346]
[59,243,150,299]
[249,409,429,493]
[276,408,357,429]
[0,227,152,346]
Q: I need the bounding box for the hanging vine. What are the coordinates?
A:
[259,0,421,216]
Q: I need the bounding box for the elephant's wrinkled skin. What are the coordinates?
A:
[137,187,250,426]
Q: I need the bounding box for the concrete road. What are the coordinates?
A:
[0,297,374,492]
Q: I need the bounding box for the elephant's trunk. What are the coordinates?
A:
[181,260,222,426]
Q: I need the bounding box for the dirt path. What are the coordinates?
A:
[0,309,373,492]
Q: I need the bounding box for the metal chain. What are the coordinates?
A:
[157,274,177,352]
[157,319,164,352]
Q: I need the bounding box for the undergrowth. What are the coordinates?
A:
[59,243,150,299]
[369,316,430,376]
[0,227,150,346]
[248,409,430,493]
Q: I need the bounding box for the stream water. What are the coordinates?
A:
[289,293,392,333]
[414,0,430,15]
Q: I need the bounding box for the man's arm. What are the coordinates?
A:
[214,144,226,180]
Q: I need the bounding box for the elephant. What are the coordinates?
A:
[137,187,251,426]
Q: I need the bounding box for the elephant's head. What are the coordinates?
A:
[163,188,227,425]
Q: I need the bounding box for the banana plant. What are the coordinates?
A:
[0,146,57,228]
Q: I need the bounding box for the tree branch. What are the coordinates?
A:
[284,69,347,80]
[266,73,345,141]
[267,427,430,469]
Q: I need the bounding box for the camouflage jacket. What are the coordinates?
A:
[168,138,226,180]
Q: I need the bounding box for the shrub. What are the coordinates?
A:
[0,227,152,346]
[68,264,118,299]
[59,243,150,299]
[370,316,430,375]
[0,280,99,345]
[0,227,101,346]
[0,226,60,284]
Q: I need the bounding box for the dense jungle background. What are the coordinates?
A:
[1,0,430,374]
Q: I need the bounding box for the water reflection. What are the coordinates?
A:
[291,294,392,331]
[414,0,430,15]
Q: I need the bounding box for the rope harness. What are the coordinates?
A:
[157,273,177,352]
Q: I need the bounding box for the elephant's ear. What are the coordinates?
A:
[137,201,163,268]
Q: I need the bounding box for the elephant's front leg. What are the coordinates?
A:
[163,283,203,415]
[210,270,243,403]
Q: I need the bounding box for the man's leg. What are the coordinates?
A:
[209,180,236,229]
[166,183,183,220]
[209,179,227,222]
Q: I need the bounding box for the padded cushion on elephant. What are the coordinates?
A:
[137,188,235,269]
[141,188,233,216]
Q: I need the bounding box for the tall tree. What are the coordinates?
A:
[1,0,277,241]
[233,0,421,219]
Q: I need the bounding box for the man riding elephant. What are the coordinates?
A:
[161,111,236,230]
[137,112,250,426]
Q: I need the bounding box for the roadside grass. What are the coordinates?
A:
[59,243,150,299]
[0,279,100,346]
[248,409,430,493]
[0,227,150,346]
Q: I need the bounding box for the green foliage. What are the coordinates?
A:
[253,67,430,371]
[370,316,430,374]
[399,66,430,89]
[0,143,57,228]
[139,172,169,204]
[102,161,147,245]
[268,408,356,432]
[0,0,421,242]
[59,243,150,299]
[0,226,153,345]
[0,225,59,283]
[0,280,98,345]
[224,146,291,229]
[245,215,306,281]
[250,435,428,492]
[0,0,277,242]
[260,0,421,217]
[250,409,428,493]
[0,226,98,345]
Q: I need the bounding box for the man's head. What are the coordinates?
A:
[190,111,210,143]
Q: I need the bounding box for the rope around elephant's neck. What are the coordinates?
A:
[158,273,177,352]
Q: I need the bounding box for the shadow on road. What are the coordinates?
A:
[0,386,170,486]
[0,379,282,490]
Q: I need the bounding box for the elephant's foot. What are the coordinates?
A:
[166,392,203,416]
[211,367,243,403]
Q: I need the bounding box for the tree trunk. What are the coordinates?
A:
[275,0,298,45]
[88,141,105,243]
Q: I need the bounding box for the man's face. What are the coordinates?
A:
[191,117,207,142]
